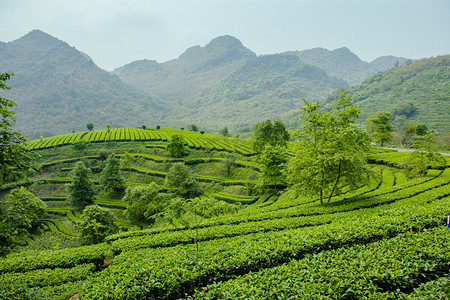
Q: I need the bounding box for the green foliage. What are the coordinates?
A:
[222,155,237,176]
[187,124,199,132]
[252,119,290,153]
[402,123,428,147]
[329,55,450,132]
[257,144,288,188]
[219,126,229,137]
[401,131,446,177]
[393,101,418,118]
[366,111,394,146]
[100,155,126,192]
[122,183,167,225]
[0,72,34,185]
[86,122,94,131]
[67,161,95,207]
[0,187,47,256]
[72,139,89,151]
[165,163,202,198]
[77,205,118,245]
[166,134,185,157]
[287,92,372,204]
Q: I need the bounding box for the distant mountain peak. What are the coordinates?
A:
[205,35,245,49]
[14,29,61,44]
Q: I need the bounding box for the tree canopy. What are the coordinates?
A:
[0,73,34,185]
[0,187,47,256]
[252,119,290,153]
[77,205,118,245]
[122,183,167,225]
[366,111,394,147]
[166,134,186,157]
[100,154,126,192]
[286,92,372,204]
[67,161,95,207]
[165,163,202,199]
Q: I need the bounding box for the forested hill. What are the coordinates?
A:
[1,30,412,138]
[0,30,164,139]
[285,47,408,85]
[113,35,257,108]
[324,55,450,132]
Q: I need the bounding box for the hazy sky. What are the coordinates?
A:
[1,0,449,70]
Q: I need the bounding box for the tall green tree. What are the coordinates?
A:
[258,144,288,189]
[122,183,167,225]
[165,163,202,198]
[77,205,118,245]
[252,119,290,153]
[0,73,34,185]
[67,161,95,207]
[286,92,372,205]
[1,187,47,256]
[86,122,94,131]
[366,111,394,146]
[166,134,185,157]
[401,131,445,177]
[402,123,428,148]
[100,154,126,192]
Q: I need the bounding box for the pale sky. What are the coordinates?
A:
[1,0,449,71]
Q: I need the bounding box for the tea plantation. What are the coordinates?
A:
[1,127,449,299]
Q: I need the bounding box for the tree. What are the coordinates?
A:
[252,119,290,153]
[166,134,185,157]
[122,183,167,225]
[222,155,238,176]
[165,163,202,198]
[86,122,94,131]
[100,154,126,193]
[187,124,199,132]
[286,92,372,205]
[402,123,428,148]
[1,187,47,256]
[67,161,95,207]
[0,73,34,185]
[401,131,445,177]
[219,126,229,137]
[258,144,288,189]
[77,205,118,245]
[366,111,394,146]
[106,124,111,141]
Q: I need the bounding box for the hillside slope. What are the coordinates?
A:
[323,55,450,132]
[285,47,407,85]
[0,30,164,139]
[114,38,347,131]
[1,133,449,299]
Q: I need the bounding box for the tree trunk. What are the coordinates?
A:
[327,162,341,204]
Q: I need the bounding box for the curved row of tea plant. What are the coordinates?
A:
[78,195,449,299]
[187,227,450,299]
[107,181,450,253]
[0,263,96,300]
[27,127,256,155]
[0,243,109,274]
[105,168,447,243]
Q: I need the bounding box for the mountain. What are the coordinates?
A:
[114,35,256,107]
[0,30,164,139]
[323,55,450,132]
[285,47,407,85]
[2,30,417,137]
[114,37,348,131]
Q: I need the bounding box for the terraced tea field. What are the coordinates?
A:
[1,127,449,299]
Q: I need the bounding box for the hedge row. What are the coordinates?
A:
[0,243,110,274]
[79,196,449,299]
[187,227,450,299]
